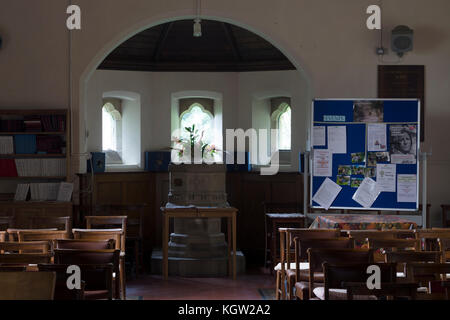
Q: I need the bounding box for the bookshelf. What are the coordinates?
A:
[0,110,72,214]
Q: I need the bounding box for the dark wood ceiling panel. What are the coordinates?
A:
[98,19,295,72]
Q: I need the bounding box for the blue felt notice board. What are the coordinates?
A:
[310,99,420,211]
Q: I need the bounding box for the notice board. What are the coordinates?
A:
[310,99,420,211]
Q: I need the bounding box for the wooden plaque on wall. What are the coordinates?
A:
[378,65,425,141]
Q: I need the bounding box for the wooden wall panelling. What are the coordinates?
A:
[79,171,304,266]
[0,202,73,228]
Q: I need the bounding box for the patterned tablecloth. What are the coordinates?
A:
[309,214,417,230]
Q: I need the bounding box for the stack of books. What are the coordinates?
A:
[0,120,24,132]
[23,116,42,132]
[30,183,60,201]
[36,135,64,154]
[15,159,66,177]
[0,159,18,176]
[41,115,66,132]
[0,136,14,154]
[14,135,37,154]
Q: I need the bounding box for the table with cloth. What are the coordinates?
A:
[309,214,417,230]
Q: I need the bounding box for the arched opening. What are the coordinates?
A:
[80,15,312,274]
[80,17,312,173]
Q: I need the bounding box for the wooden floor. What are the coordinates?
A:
[126,267,275,300]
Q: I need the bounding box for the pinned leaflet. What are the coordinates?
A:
[312,178,342,210]
[352,177,381,208]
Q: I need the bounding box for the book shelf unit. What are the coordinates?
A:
[0,109,72,225]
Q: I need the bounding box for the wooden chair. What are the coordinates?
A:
[53,249,119,300]
[276,228,341,300]
[54,239,116,250]
[0,231,5,242]
[438,238,450,263]
[85,216,127,255]
[90,204,145,275]
[406,263,450,299]
[290,238,354,300]
[263,202,305,272]
[415,229,450,251]
[384,251,442,279]
[0,241,50,254]
[323,263,417,300]
[307,248,374,299]
[0,272,56,300]
[72,229,125,300]
[30,216,72,232]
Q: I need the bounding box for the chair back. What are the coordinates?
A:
[438,238,450,263]
[54,249,120,270]
[296,238,354,262]
[0,216,14,231]
[72,229,122,251]
[407,263,450,296]
[281,228,341,268]
[0,272,56,300]
[308,248,374,273]
[55,239,116,250]
[368,239,420,252]
[0,253,52,265]
[0,231,5,242]
[347,230,415,241]
[415,229,450,251]
[385,251,441,276]
[0,266,27,272]
[307,248,374,299]
[0,241,50,254]
[7,228,59,242]
[30,216,72,232]
[385,251,441,264]
[17,230,70,243]
[323,262,397,300]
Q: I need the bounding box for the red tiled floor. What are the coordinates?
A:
[126,268,275,300]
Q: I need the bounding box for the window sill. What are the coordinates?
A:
[251,164,296,173]
[105,164,143,172]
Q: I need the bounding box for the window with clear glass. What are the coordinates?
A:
[278,105,291,150]
[180,104,213,144]
[102,105,117,151]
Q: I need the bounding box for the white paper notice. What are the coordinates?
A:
[313,150,332,177]
[14,184,29,201]
[327,126,347,154]
[57,182,74,202]
[313,126,326,146]
[368,123,387,151]
[376,164,396,192]
[312,178,342,210]
[352,177,381,208]
[397,174,417,202]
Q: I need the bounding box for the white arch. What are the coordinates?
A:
[103,90,140,101]
[77,13,313,172]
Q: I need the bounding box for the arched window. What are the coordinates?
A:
[102,102,121,152]
[278,104,291,150]
[180,104,213,144]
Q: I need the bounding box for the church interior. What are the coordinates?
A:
[0,0,449,303]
